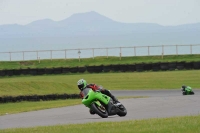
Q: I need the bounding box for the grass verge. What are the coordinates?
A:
[0,54,200,69]
[0,70,200,96]
[0,99,81,116]
[1,115,200,133]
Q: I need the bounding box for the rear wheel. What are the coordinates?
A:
[91,103,108,118]
[117,104,127,117]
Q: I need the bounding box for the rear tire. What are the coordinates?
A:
[117,104,127,117]
[91,103,108,118]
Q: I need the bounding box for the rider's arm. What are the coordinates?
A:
[79,91,84,99]
[87,84,99,91]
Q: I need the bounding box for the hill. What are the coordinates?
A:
[0,11,200,51]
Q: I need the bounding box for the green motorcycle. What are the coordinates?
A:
[82,88,127,118]
[181,86,195,95]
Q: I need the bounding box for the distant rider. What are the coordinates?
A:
[181,85,192,94]
[77,79,121,114]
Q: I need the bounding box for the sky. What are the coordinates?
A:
[0,0,200,26]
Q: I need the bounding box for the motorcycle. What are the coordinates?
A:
[81,88,127,118]
[181,86,195,95]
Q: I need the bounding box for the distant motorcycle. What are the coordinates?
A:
[181,86,195,95]
[82,88,127,118]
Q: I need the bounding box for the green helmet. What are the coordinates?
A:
[77,79,87,90]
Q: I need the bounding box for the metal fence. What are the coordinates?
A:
[0,44,200,61]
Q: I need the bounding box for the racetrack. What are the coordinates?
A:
[0,89,200,129]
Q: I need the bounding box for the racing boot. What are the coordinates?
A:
[110,95,122,106]
[103,89,121,106]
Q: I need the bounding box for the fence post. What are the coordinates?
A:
[106,48,108,58]
[148,46,150,56]
[78,49,81,62]
[162,45,164,59]
[190,44,192,54]
[36,51,38,60]
[9,52,11,61]
[92,48,94,59]
[162,45,164,54]
[176,45,178,55]
[23,51,24,61]
[134,47,136,56]
[50,50,52,61]
[119,47,122,60]
[65,49,67,60]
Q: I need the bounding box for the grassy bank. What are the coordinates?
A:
[0,99,81,116]
[1,115,200,133]
[0,54,200,69]
[0,70,199,96]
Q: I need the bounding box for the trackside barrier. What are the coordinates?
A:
[0,61,200,76]
[0,94,80,103]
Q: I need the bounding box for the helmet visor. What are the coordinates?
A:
[78,84,84,90]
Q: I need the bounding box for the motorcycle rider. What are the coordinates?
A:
[77,79,121,114]
[181,85,186,92]
[181,85,193,94]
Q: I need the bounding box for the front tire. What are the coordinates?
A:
[182,91,186,95]
[117,104,127,117]
[91,103,108,118]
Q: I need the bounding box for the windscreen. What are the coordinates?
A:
[82,88,91,97]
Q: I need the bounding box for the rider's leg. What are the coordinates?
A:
[101,89,120,103]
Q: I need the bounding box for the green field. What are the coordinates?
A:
[0,54,200,69]
[0,70,200,96]
[0,99,81,116]
[1,115,200,133]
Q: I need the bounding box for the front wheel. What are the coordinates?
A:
[182,91,186,95]
[117,104,127,117]
[91,103,108,118]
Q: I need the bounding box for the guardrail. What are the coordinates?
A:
[0,44,200,61]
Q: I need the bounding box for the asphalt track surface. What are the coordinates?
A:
[0,89,200,129]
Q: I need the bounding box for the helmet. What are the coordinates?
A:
[182,85,186,89]
[77,79,87,90]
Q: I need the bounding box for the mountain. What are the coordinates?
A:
[1,11,200,36]
[0,11,200,51]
